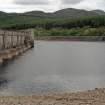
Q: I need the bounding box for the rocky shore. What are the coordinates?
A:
[0,88,105,105]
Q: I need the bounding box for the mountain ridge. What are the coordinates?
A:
[22,8,105,18]
[0,8,105,29]
[0,8,105,19]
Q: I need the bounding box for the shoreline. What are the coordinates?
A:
[35,36,105,42]
[0,88,105,105]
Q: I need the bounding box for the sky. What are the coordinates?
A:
[0,0,105,13]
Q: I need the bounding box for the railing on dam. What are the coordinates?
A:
[0,29,34,50]
[0,29,34,64]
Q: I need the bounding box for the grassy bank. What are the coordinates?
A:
[34,27,105,37]
[34,27,105,41]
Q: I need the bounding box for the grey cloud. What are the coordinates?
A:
[14,0,49,5]
[61,0,84,4]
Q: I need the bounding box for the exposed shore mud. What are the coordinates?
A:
[0,88,105,105]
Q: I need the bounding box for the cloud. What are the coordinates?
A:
[14,0,50,5]
[60,0,84,4]
[0,0,13,5]
[97,0,105,9]
[73,0,105,10]
[1,0,105,13]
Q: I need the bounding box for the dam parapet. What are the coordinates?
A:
[0,29,34,65]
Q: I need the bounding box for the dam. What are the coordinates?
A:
[0,29,34,65]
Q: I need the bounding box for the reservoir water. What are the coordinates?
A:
[0,41,105,95]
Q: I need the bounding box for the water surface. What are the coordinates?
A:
[0,41,105,95]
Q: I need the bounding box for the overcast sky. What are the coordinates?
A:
[0,0,105,13]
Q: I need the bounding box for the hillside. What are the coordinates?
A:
[91,10,105,15]
[53,8,99,18]
[0,8,105,29]
[22,8,105,18]
[0,8,105,19]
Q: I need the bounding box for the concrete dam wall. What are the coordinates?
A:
[0,29,34,65]
[0,29,34,50]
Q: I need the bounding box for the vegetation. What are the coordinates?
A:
[34,27,105,37]
[1,15,105,30]
[0,8,104,29]
[0,8,105,37]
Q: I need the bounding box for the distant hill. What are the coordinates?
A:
[0,8,105,29]
[0,8,105,19]
[91,10,105,15]
[22,8,105,18]
[53,8,99,18]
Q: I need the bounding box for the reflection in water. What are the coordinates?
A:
[0,41,105,95]
[0,67,9,90]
